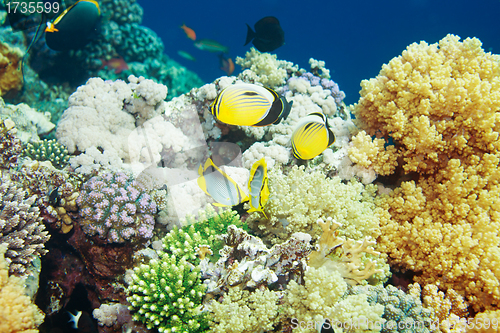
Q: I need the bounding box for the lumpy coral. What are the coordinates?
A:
[350,34,500,175]
[246,165,382,245]
[351,34,500,312]
[24,139,70,169]
[77,171,157,243]
[0,118,22,169]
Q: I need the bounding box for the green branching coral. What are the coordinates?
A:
[24,139,70,169]
[346,285,435,333]
[162,206,246,265]
[126,253,209,333]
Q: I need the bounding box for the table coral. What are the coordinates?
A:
[0,41,23,98]
[0,244,45,333]
[77,171,157,243]
[0,175,50,277]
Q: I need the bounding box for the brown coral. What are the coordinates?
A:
[0,41,23,98]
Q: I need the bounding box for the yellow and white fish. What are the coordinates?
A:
[247,158,270,218]
[210,83,292,127]
[197,158,248,207]
[291,112,335,160]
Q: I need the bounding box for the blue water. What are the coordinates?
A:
[139,0,500,105]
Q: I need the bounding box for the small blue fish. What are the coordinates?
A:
[177,50,196,61]
[247,158,270,218]
[197,158,248,207]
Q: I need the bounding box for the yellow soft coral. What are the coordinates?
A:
[348,130,398,176]
[467,310,500,333]
[377,155,500,312]
[351,34,500,175]
[0,42,23,98]
[409,283,469,333]
[0,244,45,332]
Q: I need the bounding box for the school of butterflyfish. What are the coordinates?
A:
[198,83,336,214]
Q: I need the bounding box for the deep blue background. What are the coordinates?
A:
[138,0,500,105]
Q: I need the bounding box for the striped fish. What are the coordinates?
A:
[291,112,335,160]
[247,158,270,218]
[197,158,248,207]
[210,83,292,127]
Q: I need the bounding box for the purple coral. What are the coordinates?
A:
[285,72,346,105]
[77,171,157,243]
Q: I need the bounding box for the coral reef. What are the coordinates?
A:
[10,161,81,234]
[209,287,281,333]
[0,118,21,169]
[161,206,246,265]
[350,34,500,175]
[77,171,157,243]
[126,253,209,332]
[0,97,55,143]
[346,284,435,333]
[0,175,50,277]
[0,244,45,332]
[350,34,500,312]
[0,41,22,98]
[235,47,299,88]
[24,139,70,169]
[245,165,382,245]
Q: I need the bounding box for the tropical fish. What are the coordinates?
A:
[45,0,101,51]
[197,158,248,207]
[210,83,292,127]
[67,310,82,329]
[245,16,285,52]
[218,53,234,75]
[99,56,129,74]
[247,158,270,218]
[180,23,196,41]
[178,50,196,61]
[291,112,335,160]
[194,39,229,53]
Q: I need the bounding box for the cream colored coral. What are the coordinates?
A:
[466,310,500,333]
[282,267,347,333]
[352,34,500,174]
[246,165,382,245]
[236,47,297,88]
[0,244,44,332]
[348,130,398,176]
[209,287,280,333]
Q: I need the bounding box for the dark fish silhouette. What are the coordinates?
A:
[244,16,285,52]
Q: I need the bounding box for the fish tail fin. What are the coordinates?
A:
[244,24,255,46]
[278,97,293,123]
